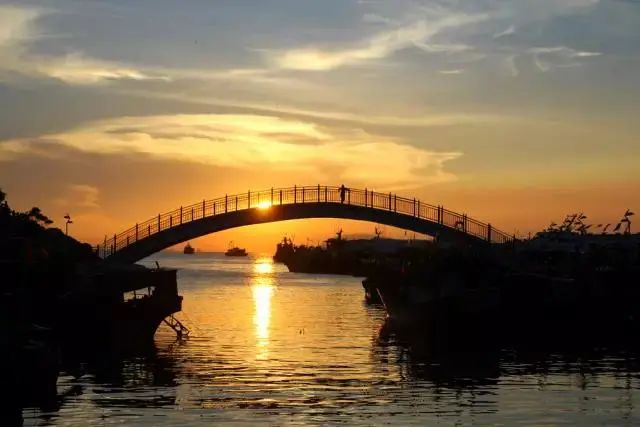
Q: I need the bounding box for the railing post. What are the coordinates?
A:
[487,223,492,243]
[113,234,117,250]
[389,192,392,210]
[170,216,173,227]
[235,196,238,210]
[413,198,416,216]
[225,194,228,213]
[148,225,151,236]
[348,188,350,204]
[280,189,283,205]
[203,199,206,217]
[180,207,183,224]
[394,195,397,212]
[417,200,421,218]
[135,223,138,241]
[126,236,129,246]
[365,188,367,207]
[294,185,297,203]
[463,214,468,233]
[213,202,216,215]
[158,214,161,231]
[191,207,194,221]
[317,184,320,202]
[324,186,328,202]
[271,188,274,205]
[302,186,305,203]
[248,191,251,209]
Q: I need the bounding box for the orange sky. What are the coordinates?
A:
[1,1,639,253]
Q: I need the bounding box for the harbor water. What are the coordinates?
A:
[24,252,640,425]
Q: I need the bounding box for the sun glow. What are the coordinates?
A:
[254,258,274,275]
[252,257,275,360]
[252,279,274,360]
[256,201,272,210]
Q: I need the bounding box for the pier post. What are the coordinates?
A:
[135,223,138,241]
[389,193,392,210]
[170,216,172,227]
[225,195,228,213]
[487,223,492,243]
[180,207,183,224]
[158,214,161,231]
[413,198,416,217]
[213,202,216,215]
[191,208,194,221]
[317,184,320,202]
[294,185,297,203]
[202,199,206,217]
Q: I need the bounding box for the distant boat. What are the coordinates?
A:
[183,243,195,255]
[225,241,247,257]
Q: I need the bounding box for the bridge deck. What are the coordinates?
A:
[98,186,514,261]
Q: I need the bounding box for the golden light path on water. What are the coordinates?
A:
[252,257,275,360]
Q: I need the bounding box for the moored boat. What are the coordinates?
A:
[225,242,247,257]
[183,242,195,254]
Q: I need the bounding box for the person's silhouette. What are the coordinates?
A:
[340,184,346,204]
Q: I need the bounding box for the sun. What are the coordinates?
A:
[256,201,272,210]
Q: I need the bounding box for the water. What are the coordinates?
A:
[24,252,640,425]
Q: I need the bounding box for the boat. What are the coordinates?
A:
[225,242,247,257]
[183,242,195,254]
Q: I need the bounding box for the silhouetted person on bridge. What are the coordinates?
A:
[340,185,347,204]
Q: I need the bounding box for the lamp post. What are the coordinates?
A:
[64,214,73,235]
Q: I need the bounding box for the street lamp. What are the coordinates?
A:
[64,214,73,235]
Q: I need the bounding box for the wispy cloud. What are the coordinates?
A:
[54,184,100,209]
[2,114,462,189]
[269,14,487,71]
[439,69,464,75]
[493,25,515,39]
[529,46,602,72]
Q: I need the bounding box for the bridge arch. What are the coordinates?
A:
[99,186,514,264]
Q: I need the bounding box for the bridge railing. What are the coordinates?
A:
[98,186,514,258]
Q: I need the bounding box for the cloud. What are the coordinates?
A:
[35,52,172,85]
[53,184,100,210]
[2,114,462,189]
[493,25,515,39]
[0,5,42,48]
[439,69,465,75]
[269,14,487,71]
[529,46,602,72]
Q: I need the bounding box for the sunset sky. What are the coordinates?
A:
[1,0,638,252]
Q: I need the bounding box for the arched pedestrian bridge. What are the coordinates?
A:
[98,185,514,264]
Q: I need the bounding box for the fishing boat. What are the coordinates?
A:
[183,242,195,254]
[225,242,247,257]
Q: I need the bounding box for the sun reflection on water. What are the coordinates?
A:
[252,257,275,360]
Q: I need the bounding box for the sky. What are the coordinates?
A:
[0,0,639,252]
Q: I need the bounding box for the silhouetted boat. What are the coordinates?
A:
[225,242,247,257]
[183,243,195,254]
